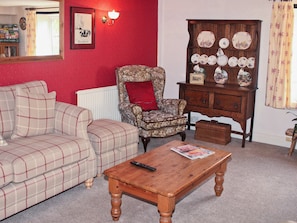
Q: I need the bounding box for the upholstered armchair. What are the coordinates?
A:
[116,65,187,152]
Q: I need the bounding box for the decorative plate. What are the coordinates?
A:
[214,66,228,85]
[208,55,217,65]
[19,17,26,30]
[237,68,252,87]
[247,57,255,69]
[232,31,252,50]
[228,56,238,67]
[238,57,247,68]
[199,54,208,65]
[217,55,228,66]
[191,53,200,64]
[219,38,229,49]
[197,31,215,48]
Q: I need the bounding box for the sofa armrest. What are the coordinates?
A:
[158,99,187,115]
[54,102,93,140]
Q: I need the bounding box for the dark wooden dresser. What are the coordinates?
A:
[178,20,261,147]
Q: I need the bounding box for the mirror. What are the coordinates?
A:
[0,0,64,63]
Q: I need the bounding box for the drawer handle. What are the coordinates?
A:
[234,103,239,109]
[202,98,207,104]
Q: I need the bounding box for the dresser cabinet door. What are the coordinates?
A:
[185,89,209,108]
[213,94,242,112]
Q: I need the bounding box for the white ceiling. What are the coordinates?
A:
[0,0,58,7]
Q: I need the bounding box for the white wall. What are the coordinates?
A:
[158,0,297,148]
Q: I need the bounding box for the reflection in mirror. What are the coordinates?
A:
[0,0,64,63]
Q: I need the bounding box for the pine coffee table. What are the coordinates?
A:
[103,140,232,223]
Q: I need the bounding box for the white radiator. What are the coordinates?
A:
[76,85,121,121]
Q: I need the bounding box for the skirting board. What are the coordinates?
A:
[252,131,291,148]
[191,125,291,149]
[189,113,292,149]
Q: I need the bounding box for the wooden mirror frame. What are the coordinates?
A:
[0,0,64,64]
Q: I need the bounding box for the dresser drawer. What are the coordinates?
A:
[213,94,242,112]
[185,89,209,108]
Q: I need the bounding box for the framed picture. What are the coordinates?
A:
[190,73,205,85]
[70,7,95,49]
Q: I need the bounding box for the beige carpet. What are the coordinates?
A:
[2,130,297,223]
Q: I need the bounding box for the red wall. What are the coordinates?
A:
[0,0,158,104]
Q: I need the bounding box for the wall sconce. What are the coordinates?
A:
[102,10,120,25]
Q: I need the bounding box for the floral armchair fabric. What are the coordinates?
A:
[116,65,187,152]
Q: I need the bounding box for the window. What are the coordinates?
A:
[36,12,59,56]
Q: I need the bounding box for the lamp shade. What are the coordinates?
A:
[108,10,120,20]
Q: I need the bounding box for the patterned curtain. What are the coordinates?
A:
[26,10,37,56]
[265,1,294,108]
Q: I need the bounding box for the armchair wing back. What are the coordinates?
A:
[117,65,165,104]
[116,65,187,152]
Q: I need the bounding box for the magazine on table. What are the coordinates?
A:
[170,144,215,160]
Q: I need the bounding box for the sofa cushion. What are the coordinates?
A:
[87,119,139,154]
[11,88,56,139]
[0,160,13,187]
[0,81,48,139]
[1,133,90,182]
[140,110,187,130]
[125,81,158,111]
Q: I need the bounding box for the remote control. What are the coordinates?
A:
[130,161,156,171]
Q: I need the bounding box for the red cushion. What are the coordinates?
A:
[125,81,158,111]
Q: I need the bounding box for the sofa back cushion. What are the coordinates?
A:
[11,88,56,139]
[0,81,48,139]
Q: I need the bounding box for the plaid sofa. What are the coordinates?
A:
[0,81,97,220]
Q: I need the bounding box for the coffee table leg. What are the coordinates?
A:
[109,178,122,221]
[157,195,175,223]
[214,161,227,196]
